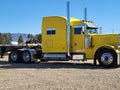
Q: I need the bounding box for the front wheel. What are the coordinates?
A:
[98,50,117,67]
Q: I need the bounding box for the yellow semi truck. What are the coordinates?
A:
[41,16,120,67]
[7,15,120,67]
[7,2,120,67]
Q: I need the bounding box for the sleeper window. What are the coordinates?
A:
[47,28,56,35]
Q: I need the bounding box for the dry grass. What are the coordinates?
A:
[0,56,120,90]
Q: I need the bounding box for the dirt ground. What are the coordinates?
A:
[0,56,120,90]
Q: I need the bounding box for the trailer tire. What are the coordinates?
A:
[22,51,31,63]
[9,51,19,63]
[98,49,117,67]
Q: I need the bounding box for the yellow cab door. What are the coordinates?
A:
[70,25,85,53]
[70,25,93,59]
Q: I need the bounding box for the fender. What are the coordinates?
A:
[93,45,120,65]
[94,45,118,56]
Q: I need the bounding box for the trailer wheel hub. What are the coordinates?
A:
[105,57,108,61]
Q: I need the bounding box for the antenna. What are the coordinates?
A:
[84,7,87,21]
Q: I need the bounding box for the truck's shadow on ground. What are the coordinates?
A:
[0,60,118,69]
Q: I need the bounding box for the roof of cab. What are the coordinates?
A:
[43,16,96,26]
[43,16,80,22]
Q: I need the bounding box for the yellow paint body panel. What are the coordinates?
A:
[42,16,67,53]
[92,34,119,56]
[70,34,85,52]
[85,34,119,59]
[42,16,83,53]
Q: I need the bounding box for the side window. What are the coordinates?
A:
[74,26,83,34]
[46,28,56,35]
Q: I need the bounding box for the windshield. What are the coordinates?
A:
[87,27,98,34]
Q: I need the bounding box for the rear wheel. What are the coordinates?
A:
[9,51,19,63]
[22,51,31,63]
[98,49,117,67]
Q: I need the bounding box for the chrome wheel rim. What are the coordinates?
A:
[101,53,113,65]
[23,52,30,62]
[11,52,17,62]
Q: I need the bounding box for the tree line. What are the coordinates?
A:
[0,33,42,44]
[18,34,42,44]
[0,33,12,44]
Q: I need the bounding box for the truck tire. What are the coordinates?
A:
[9,51,19,63]
[98,49,117,67]
[22,51,31,63]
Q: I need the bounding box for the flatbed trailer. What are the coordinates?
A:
[0,44,42,63]
[0,44,25,57]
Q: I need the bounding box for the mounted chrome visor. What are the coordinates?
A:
[86,24,98,29]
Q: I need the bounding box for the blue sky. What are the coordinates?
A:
[0,0,120,34]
